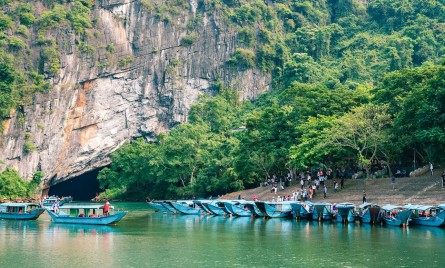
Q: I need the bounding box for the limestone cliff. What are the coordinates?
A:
[0,0,270,184]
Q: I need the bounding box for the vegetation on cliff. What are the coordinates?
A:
[97,0,445,200]
[1,1,445,199]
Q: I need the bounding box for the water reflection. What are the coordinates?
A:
[1,204,445,267]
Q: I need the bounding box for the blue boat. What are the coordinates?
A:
[167,201,202,215]
[243,202,264,217]
[290,202,313,220]
[47,204,127,225]
[193,200,213,214]
[161,202,178,213]
[358,203,381,224]
[0,203,45,220]
[254,201,293,218]
[381,205,412,226]
[336,202,356,223]
[204,202,227,216]
[312,202,333,221]
[147,201,169,212]
[223,201,252,217]
[403,204,445,227]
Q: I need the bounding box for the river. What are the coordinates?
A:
[0,202,443,267]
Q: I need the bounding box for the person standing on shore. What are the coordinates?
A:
[392,176,396,190]
[441,171,445,188]
[429,162,433,176]
[362,191,367,203]
[323,185,327,198]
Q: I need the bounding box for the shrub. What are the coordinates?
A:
[180,32,198,47]
[227,48,256,69]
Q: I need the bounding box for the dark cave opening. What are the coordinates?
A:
[48,168,103,201]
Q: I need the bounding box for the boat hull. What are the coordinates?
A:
[359,207,382,224]
[205,203,226,216]
[410,210,445,227]
[336,205,356,223]
[290,203,311,220]
[167,202,202,215]
[312,204,333,221]
[224,202,252,217]
[147,202,169,212]
[47,210,127,225]
[254,202,292,218]
[0,208,45,220]
[383,210,411,226]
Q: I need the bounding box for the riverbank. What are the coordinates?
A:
[221,168,445,205]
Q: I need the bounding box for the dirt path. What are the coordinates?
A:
[221,168,445,206]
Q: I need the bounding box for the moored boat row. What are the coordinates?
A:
[148,200,445,228]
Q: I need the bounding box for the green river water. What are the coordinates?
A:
[0,202,443,267]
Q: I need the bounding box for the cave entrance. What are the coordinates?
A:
[48,168,103,201]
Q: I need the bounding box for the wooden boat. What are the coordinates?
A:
[160,202,178,213]
[223,201,252,217]
[147,201,169,212]
[193,200,213,214]
[203,202,226,216]
[254,201,293,218]
[358,203,381,224]
[403,204,445,227]
[336,202,356,223]
[47,204,127,225]
[0,203,45,220]
[312,202,333,221]
[381,205,412,226]
[290,202,313,220]
[243,202,264,217]
[166,201,202,215]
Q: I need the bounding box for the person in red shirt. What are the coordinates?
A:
[103,201,110,216]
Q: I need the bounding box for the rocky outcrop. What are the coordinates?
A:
[0,0,270,184]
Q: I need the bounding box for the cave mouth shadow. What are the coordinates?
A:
[48,168,103,201]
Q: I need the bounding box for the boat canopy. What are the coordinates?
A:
[337,202,355,207]
[58,205,113,210]
[405,205,440,211]
[381,205,404,210]
[0,202,39,207]
[359,202,374,209]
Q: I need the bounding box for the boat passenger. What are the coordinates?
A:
[103,201,110,216]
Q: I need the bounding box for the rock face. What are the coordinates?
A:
[0,0,270,184]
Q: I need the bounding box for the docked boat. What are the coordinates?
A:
[336,202,356,223]
[290,202,313,220]
[0,203,45,220]
[46,204,127,225]
[358,203,382,224]
[42,196,68,211]
[254,201,293,218]
[381,205,412,226]
[193,200,213,214]
[403,204,445,227]
[160,202,178,213]
[312,202,333,221]
[166,201,202,215]
[223,201,252,217]
[147,201,169,213]
[244,202,264,217]
[203,201,227,216]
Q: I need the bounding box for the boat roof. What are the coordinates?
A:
[0,202,39,207]
[337,202,355,207]
[381,205,404,210]
[59,204,109,209]
[404,204,440,210]
[313,202,332,206]
[358,202,374,208]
